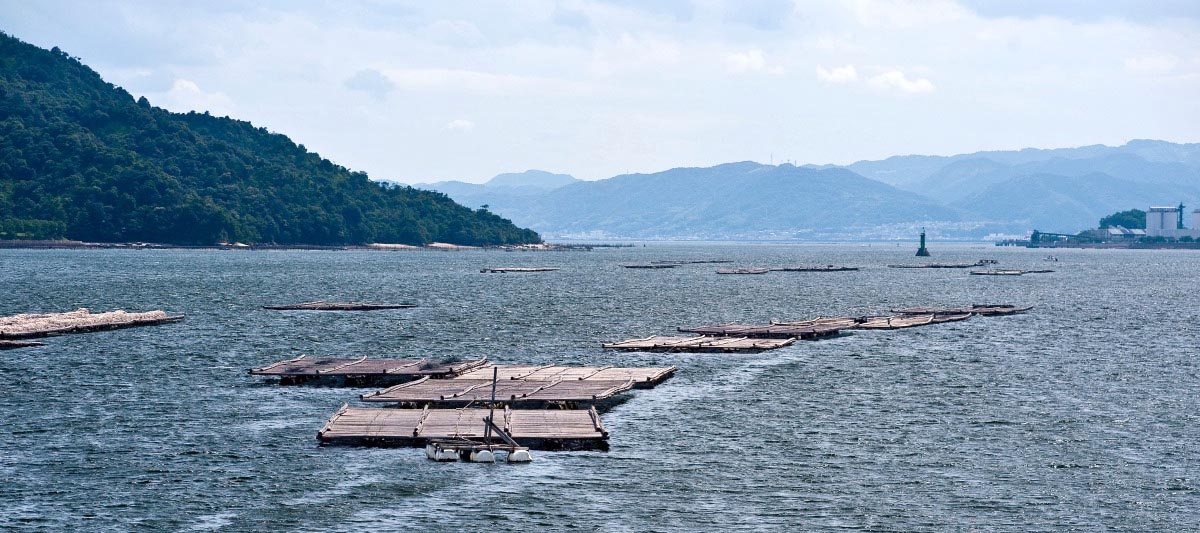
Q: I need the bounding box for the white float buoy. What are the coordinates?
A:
[507,449,532,463]
[425,444,437,460]
[470,449,495,463]
[434,447,459,462]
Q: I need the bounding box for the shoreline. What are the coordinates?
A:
[0,240,616,252]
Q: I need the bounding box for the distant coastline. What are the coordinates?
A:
[0,240,596,252]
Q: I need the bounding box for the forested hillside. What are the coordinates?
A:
[0,32,540,245]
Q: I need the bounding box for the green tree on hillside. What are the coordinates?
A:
[0,32,540,246]
[1098,209,1146,229]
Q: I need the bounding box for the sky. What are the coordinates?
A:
[2,0,1199,183]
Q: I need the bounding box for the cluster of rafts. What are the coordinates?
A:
[248,303,1032,463]
[250,357,677,462]
[603,305,1033,353]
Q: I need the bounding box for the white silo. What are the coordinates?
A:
[1146,206,1177,236]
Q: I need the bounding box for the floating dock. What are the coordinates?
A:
[771,266,859,272]
[602,335,794,352]
[263,301,416,311]
[317,405,609,450]
[770,317,860,329]
[454,365,677,388]
[0,340,45,350]
[360,377,635,407]
[888,260,997,269]
[716,268,772,275]
[893,305,1033,316]
[856,313,971,329]
[678,322,846,339]
[480,267,559,273]
[652,260,733,265]
[248,356,489,385]
[969,269,1054,276]
[621,264,677,269]
[0,309,183,339]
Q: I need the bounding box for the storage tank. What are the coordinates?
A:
[1193,209,1200,230]
[1147,206,1178,236]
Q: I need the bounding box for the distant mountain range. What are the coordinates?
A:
[415,140,1200,239]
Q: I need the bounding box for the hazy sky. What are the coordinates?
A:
[3,0,1199,182]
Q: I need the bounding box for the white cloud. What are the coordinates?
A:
[1124,54,1179,74]
[444,119,476,132]
[422,19,484,45]
[868,70,935,93]
[155,79,234,116]
[725,49,766,73]
[849,0,968,29]
[590,33,683,76]
[816,64,858,84]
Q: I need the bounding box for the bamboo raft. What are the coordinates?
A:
[621,264,678,269]
[317,405,609,450]
[0,340,45,350]
[262,301,417,310]
[716,268,772,275]
[770,317,861,329]
[678,323,846,339]
[969,269,1054,276]
[602,335,795,352]
[855,313,972,329]
[0,309,184,339]
[771,266,860,272]
[893,305,1033,316]
[248,356,489,385]
[480,267,559,273]
[360,377,636,408]
[888,260,997,269]
[454,365,677,388]
[652,260,734,265]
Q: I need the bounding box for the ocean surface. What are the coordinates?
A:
[1,243,1197,531]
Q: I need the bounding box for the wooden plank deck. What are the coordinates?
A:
[454,365,677,388]
[317,405,608,450]
[359,377,635,407]
[248,356,489,385]
[602,335,795,352]
[678,322,847,339]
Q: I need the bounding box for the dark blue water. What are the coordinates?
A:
[1,244,1197,531]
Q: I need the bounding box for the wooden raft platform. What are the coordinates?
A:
[317,405,609,450]
[480,267,559,273]
[856,313,972,329]
[719,266,859,274]
[455,365,677,388]
[893,305,1033,316]
[621,264,677,269]
[716,268,771,275]
[678,322,846,339]
[969,269,1054,276]
[248,356,489,385]
[262,301,416,310]
[360,377,635,407]
[602,335,794,352]
[0,340,45,350]
[0,309,184,339]
[888,260,997,269]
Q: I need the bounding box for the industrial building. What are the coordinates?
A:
[1145,204,1200,239]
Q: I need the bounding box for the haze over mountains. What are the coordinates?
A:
[416,140,1200,240]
